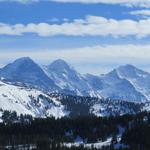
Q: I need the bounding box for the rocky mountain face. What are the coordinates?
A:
[43,59,90,96]
[0,57,58,91]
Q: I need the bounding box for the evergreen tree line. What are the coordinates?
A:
[0,110,150,150]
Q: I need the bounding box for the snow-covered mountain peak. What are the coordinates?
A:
[44,59,91,95]
[113,64,150,101]
[0,57,58,91]
[48,59,73,73]
[1,57,40,72]
[3,57,36,71]
[116,64,149,78]
[13,57,34,64]
[45,59,81,82]
[118,64,137,70]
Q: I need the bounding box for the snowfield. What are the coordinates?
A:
[0,81,69,118]
[64,137,112,149]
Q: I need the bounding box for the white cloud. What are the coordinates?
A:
[1,15,150,38]
[48,18,60,22]
[1,0,150,7]
[51,0,150,6]
[0,0,38,3]
[130,10,150,17]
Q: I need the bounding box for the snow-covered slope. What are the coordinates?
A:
[0,80,69,118]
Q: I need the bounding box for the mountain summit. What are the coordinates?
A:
[0,57,57,91]
[48,59,72,72]
[44,59,90,95]
[116,64,150,101]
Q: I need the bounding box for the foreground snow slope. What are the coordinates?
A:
[0,81,69,118]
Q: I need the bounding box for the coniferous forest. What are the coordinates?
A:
[0,111,150,150]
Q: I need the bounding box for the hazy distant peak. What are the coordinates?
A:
[48,59,74,73]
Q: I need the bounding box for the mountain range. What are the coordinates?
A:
[0,57,150,118]
[1,57,149,102]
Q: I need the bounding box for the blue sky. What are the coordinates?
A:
[1,0,150,74]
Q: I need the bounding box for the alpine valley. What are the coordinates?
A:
[0,57,150,118]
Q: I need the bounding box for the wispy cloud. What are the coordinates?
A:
[1,15,150,38]
[51,0,150,7]
[1,0,150,7]
[0,0,38,4]
[0,0,38,3]
[130,9,150,18]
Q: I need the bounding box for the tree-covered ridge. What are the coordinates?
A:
[49,93,145,117]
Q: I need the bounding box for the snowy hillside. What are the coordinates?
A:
[48,94,145,117]
[0,80,68,118]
